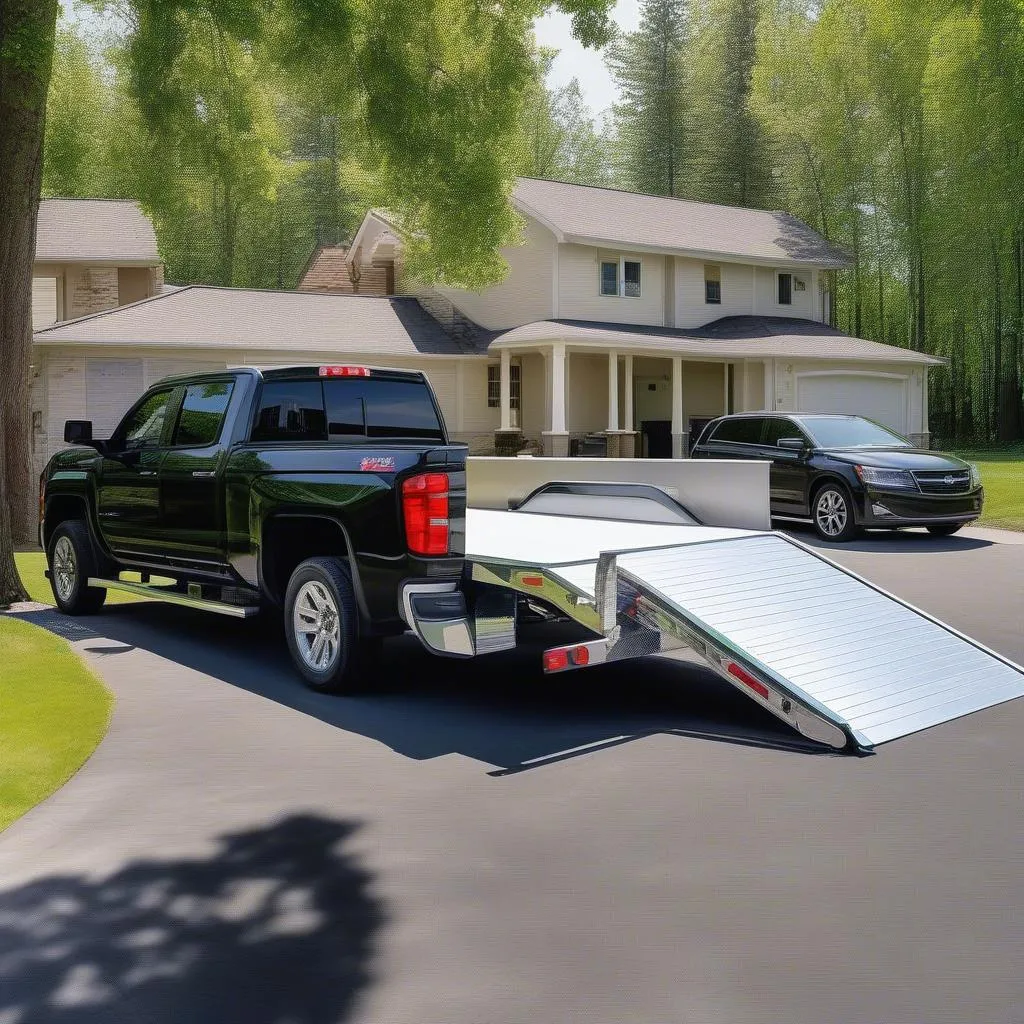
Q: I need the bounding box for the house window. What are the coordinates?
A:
[487,362,521,409]
[705,265,722,304]
[778,272,793,305]
[600,257,642,297]
[623,260,641,297]
[600,260,618,296]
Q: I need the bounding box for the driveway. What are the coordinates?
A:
[2,528,1023,1023]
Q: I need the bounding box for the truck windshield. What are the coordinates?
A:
[252,377,445,443]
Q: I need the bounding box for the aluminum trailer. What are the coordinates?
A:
[402,458,1024,753]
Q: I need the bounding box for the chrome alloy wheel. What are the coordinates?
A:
[292,580,342,672]
[52,535,77,601]
[815,489,848,538]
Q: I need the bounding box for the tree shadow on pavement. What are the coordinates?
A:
[0,814,384,1024]
[16,605,836,771]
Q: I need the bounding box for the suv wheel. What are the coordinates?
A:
[812,484,859,543]
[284,557,372,693]
[47,521,107,614]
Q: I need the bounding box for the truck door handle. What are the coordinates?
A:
[192,471,216,478]
[138,470,156,477]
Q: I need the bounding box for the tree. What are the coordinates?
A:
[606,0,690,196]
[0,0,614,606]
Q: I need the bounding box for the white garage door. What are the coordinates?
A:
[796,373,908,434]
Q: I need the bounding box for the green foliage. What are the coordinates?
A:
[606,0,690,196]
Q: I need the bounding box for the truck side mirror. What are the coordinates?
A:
[64,420,93,444]
[777,437,807,452]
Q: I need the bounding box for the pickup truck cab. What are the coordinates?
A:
[40,364,467,691]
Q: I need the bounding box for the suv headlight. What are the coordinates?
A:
[854,465,918,490]
[969,463,982,489]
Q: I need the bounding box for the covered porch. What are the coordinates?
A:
[487,317,939,457]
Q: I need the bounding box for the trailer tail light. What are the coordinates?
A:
[543,649,569,673]
[521,575,544,588]
[402,472,450,556]
[319,365,370,377]
[725,661,770,700]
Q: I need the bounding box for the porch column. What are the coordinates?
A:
[499,347,512,431]
[723,363,730,415]
[623,355,634,431]
[763,358,773,411]
[607,351,619,431]
[551,343,566,434]
[740,360,750,412]
[671,356,686,458]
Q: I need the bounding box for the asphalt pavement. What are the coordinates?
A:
[1,526,1022,1023]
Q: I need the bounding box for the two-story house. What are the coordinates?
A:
[33,180,940,478]
[350,178,940,457]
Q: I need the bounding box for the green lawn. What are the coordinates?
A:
[955,453,1024,532]
[14,551,148,606]
[0,616,112,831]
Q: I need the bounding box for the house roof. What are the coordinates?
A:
[35,198,160,264]
[490,316,943,365]
[512,178,851,268]
[32,285,486,356]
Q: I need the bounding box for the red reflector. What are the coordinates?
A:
[726,661,770,700]
[543,649,569,673]
[402,472,449,556]
[319,365,370,377]
[521,575,544,588]
[570,645,590,666]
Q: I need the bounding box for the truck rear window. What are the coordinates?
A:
[251,378,444,443]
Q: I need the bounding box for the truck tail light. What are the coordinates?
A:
[319,365,370,377]
[402,472,449,556]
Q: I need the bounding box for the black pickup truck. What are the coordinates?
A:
[40,364,470,691]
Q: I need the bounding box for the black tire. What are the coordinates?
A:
[46,520,107,614]
[811,483,860,543]
[926,523,965,537]
[284,557,372,693]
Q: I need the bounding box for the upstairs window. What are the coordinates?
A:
[487,362,521,409]
[600,260,618,296]
[705,264,722,304]
[623,260,641,297]
[778,272,793,305]
[600,257,642,297]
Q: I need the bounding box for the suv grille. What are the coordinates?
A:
[912,470,971,494]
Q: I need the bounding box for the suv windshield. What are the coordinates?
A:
[799,416,911,448]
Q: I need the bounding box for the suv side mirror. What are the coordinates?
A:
[777,437,807,452]
[64,420,93,444]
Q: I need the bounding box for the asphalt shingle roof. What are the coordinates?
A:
[513,178,851,268]
[35,198,160,264]
[32,286,487,356]
[491,316,943,365]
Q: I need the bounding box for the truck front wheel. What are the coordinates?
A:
[47,520,107,614]
[284,557,369,693]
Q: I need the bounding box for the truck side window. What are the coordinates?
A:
[251,381,327,442]
[120,388,175,451]
[173,381,234,447]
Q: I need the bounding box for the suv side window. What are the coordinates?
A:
[118,388,176,451]
[711,417,764,445]
[173,381,234,447]
[252,381,327,442]
[762,417,810,447]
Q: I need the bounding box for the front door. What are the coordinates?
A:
[95,385,178,557]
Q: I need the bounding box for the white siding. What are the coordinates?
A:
[460,359,496,434]
[558,245,665,326]
[567,353,608,432]
[434,216,556,329]
[674,258,755,328]
[32,276,59,329]
[86,358,145,436]
[755,267,815,321]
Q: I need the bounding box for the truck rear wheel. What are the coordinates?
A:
[47,520,107,614]
[284,557,370,693]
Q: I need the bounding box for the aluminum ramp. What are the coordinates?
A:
[466,509,1024,751]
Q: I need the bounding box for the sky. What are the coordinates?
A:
[533,0,641,117]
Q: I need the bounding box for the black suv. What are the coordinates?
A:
[691,413,984,542]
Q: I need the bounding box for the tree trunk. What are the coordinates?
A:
[992,234,1004,440]
[0,0,59,605]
